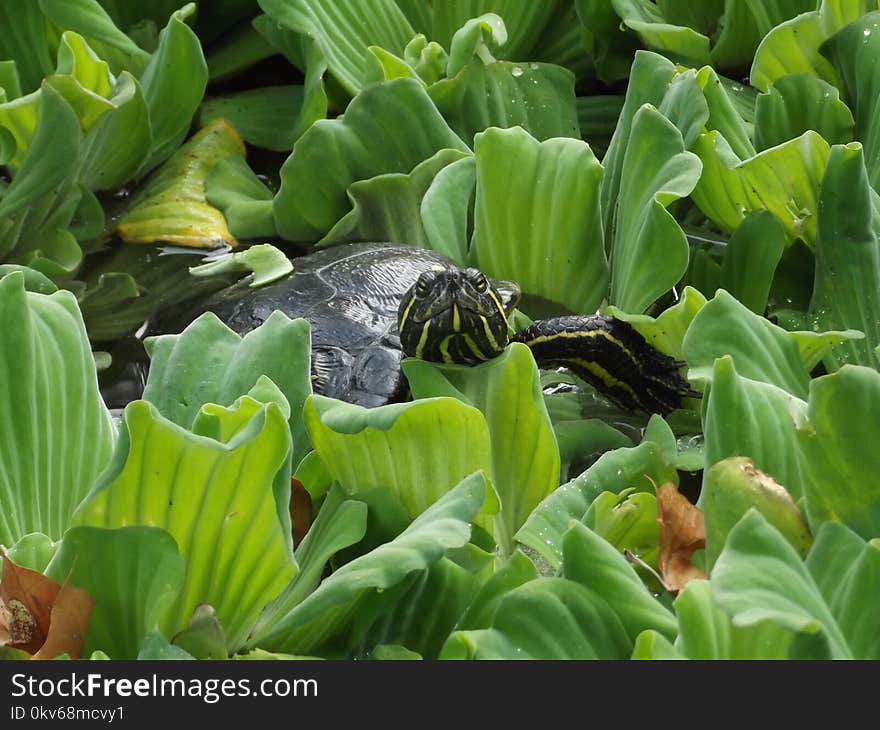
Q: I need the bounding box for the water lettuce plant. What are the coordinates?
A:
[1,0,880,661]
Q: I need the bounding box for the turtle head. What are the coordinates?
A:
[398,265,520,364]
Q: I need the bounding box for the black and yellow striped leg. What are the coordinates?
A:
[512,315,699,415]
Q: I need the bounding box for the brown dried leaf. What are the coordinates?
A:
[0,553,60,653]
[32,580,95,660]
[290,477,313,549]
[656,482,707,594]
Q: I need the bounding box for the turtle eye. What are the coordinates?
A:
[414,274,431,296]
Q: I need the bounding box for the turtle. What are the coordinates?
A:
[145,242,697,413]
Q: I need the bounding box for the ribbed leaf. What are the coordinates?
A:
[249,471,487,654]
[403,343,560,554]
[73,398,296,651]
[258,0,414,96]
[610,104,701,313]
[303,395,494,521]
[46,526,185,659]
[0,273,115,548]
[272,78,468,241]
[471,126,608,314]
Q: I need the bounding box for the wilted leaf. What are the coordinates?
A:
[656,482,706,594]
[31,580,94,660]
[0,552,59,653]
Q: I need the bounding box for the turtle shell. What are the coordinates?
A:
[150,243,455,407]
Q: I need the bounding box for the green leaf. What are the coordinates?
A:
[0,274,115,548]
[0,265,57,294]
[441,577,632,659]
[272,78,468,241]
[205,155,277,240]
[429,59,580,145]
[755,75,854,152]
[319,148,470,248]
[73,398,296,651]
[683,289,812,396]
[46,526,185,659]
[611,0,712,66]
[806,522,880,659]
[303,395,495,522]
[116,119,243,248]
[403,343,560,554]
[582,489,660,568]
[515,441,677,570]
[256,485,368,632]
[258,0,414,96]
[420,155,475,264]
[171,605,227,660]
[454,550,537,631]
[599,51,679,242]
[702,456,812,571]
[670,579,795,659]
[718,209,786,314]
[0,2,56,93]
[797,366,880,540]
[199,86,306,152]
[750,0,880,92]
[471,125,608,314]
[701,356,809,508]
[138,3,208,174]
[189,244,294,289]
[711,510,851,659]
[808,143,880,370]
[695,66,756,162]
[4,533,58,573]
[143,310,312,466]
[562,522,677,642]
[248,471,487,654]
[610,104,701,313]
[691,130,830,248]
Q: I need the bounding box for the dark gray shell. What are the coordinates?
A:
[151,243,454,407]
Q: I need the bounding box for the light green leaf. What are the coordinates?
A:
[711,510,851,659]
[612,0,711,66]
[582,489,660,567]
[303,395,495,522]
[797,366,880,539]
[471,125,608,314]
[205,155,276,240]
[273,78,468,241]
[806,522,880,659]
[701,356,808,503]
[319,148,470,248]
[562,522,677,642]
[199,85,306,152]
[73,398,296,651]
[691,130,830,248]
[610,104,702,313]
[702,456,812,571]
[454,550,537,631]
[683,289,812,396]
[670,579,795,659]
[403,342,560,554]
[755,75,854,152]
[429,60,580,145]
[4,533,58,572]
[750,0,880,92]
[695,66,756,162]
[515,441,678,570]
[46,526,185,659]
[420,155,475,264]
[248,471,487,654]
[0,274,115,548]
[138,3,208,174]
[189,244,293,289]
[258,0,414,96]
[441,577,632,659]
[143,310,312,466]
[718,209,786,314]
[808,143,880,370]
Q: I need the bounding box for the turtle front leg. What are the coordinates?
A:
[511,315,699,415]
